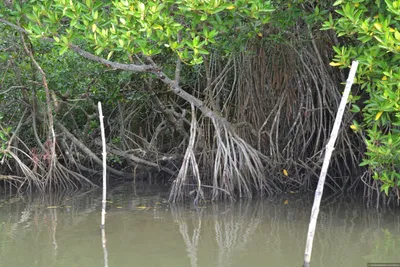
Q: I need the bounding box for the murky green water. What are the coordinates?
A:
[0,185,399,267]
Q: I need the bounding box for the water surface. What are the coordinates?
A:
[0,185,399,267]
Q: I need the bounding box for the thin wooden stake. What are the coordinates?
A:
[98,102,109,266]
[98,102,107,229]
[303,61,359,267]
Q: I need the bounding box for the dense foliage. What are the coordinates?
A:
[13,0,273,63]
[326,0,400,196]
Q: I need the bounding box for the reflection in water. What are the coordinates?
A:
[101,228,109,267]
[171,205,203,267]
[212,202,261,267]
[50,207,58,262]
[0,189,399,267]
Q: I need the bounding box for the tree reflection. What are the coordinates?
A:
[171,197,400,267]
[0,193,399,267]
[213,201,262,267]
[171,204,203,267]
[171,201,263,267]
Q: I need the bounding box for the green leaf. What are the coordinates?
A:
[333,0,343,6]
[15,3,22,11]
[350,104,360,113]
[95,47,104,55]
[380,183,390,195]
[138,2,145,12]
[395,30,400,41]
[94,10,99,19]
[59,46,69,55]
[107,51,114,60]
[0,132,5,141]
[74,23,86,30]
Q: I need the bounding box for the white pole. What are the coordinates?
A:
[303,61,359,267]
[98,102,107,228]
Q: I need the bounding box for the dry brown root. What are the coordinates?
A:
[169,104,204,203]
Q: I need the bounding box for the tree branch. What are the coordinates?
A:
[0,18,155,73]
[69,44,155,73]
[0,18,232,132]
